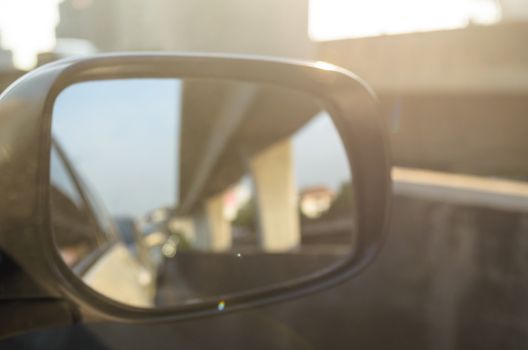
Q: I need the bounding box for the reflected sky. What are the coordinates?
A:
[53,79,350,217]
[53,79,179,217]
[293,112,349,190]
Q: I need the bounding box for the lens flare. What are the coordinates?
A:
[217,300,226,311]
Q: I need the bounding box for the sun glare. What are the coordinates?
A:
[0,0,504,69]
[0,0,61,69]
[309,0,501,41]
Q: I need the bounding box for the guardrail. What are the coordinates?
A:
[392,167,528,213]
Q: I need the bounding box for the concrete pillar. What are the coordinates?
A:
[250,139,300,252]
[205,193,232,251]
[192,192,232,251]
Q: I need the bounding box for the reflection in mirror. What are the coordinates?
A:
[51,78,355,308]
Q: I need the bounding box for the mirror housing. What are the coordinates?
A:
[0,54,391,325]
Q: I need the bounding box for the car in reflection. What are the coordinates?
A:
[50,142,156,307]
[113,217,140,254]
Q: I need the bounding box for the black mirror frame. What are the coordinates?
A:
[0,53,391,323]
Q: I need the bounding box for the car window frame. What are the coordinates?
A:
[51,140,120,272]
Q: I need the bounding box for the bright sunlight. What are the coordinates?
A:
[0,0,61,69]
[0,0,503,69]
[309,0,501,41]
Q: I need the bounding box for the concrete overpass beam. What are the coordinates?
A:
[250,139,300,252]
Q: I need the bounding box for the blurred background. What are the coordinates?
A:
[1,0,528,349]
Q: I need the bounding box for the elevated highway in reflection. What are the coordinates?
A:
[176,79,323,252]
[178,80,320,214]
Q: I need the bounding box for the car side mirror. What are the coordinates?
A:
[0,54,390,330]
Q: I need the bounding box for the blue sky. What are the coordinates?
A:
[53,79,179,216]
[52,79,350,217]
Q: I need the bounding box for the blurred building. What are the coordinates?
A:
[36,38,98,67]
[300,186,335,218]
[0,33,14,71]
[0,49,14,71]
[498,0,528,22]
[56,0,313,58]
[56,0,118,51]
[0,32,22,93]
[223,183,251,222]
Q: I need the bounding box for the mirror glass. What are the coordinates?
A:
[50,78,356,309]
